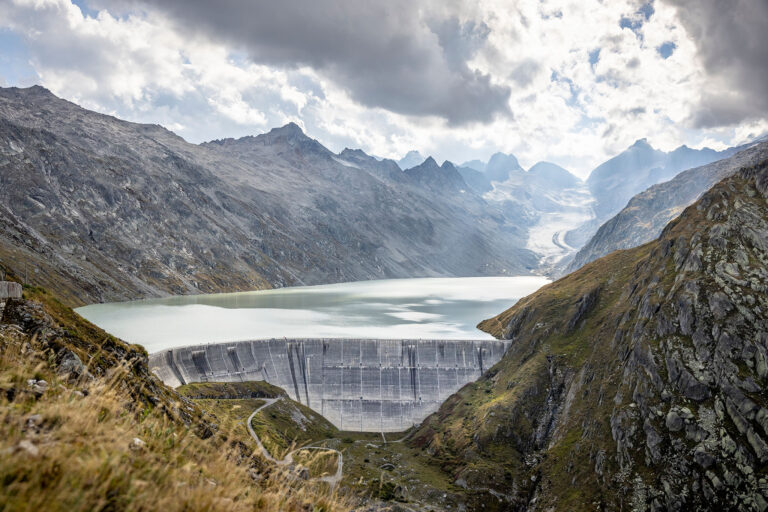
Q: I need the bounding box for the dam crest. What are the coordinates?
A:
[149,338,510,432]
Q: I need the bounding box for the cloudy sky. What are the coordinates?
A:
[0,0,766,176]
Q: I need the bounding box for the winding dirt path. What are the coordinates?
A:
[246,398,343,487]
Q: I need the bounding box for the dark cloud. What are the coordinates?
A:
[664,0,768,127]
[102,0,511,125]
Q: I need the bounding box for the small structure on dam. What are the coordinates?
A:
[150,338,510,432]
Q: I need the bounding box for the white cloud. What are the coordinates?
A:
[0,0,765,178]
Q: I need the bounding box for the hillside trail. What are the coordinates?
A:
[247,398,343,487]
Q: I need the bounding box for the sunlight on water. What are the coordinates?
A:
[76,276,549,353]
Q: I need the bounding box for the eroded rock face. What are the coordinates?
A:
[414,160,768,511]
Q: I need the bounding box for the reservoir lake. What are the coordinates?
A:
[76,276,549,353]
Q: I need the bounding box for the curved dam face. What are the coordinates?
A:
[149,338,509,432]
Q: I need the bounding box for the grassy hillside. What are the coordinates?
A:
[177,381,287,400]
[0,284,350,511]
[413,160,768,510]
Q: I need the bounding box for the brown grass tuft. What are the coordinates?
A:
[0,314,353,511]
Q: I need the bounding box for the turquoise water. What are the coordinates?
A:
[76,276,549,353]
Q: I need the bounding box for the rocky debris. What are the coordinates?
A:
[694,445,716,468]
[16,439,39,457]
[665,409,684,432]
[58,349,88,380]
[129,437,146,452]
[25,414,43,433]
[27,379,48,397]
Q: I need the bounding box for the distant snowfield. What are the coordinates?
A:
[484,177,596,269]
[525,186,595,269]
[76,276,549,352]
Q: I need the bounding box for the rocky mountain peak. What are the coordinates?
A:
[339,148,367,159]
[630,137,652,149]
[397,150,425,170]
[485,152,523,183]
[264,122,307,141]
[403,156,469,193]
[421,156,439,168]
[527,161,582,190]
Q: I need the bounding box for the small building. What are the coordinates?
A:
[0,281,22,299]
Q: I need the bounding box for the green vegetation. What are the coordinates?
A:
[249,398,337,458]
[413,241,655,509]
[291,449,339,479]
[177,380,285,400]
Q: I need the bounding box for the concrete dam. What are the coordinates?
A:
[149,338,510,432]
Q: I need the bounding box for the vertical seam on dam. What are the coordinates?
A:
[300,343,311,408]
[165,350,186,386]
[149,338,510,432]
[286,343,302,405]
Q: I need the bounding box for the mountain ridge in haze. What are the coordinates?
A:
[0,86,537,305]
[565,138,768,273]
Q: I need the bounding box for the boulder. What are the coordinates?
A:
[666,410,684,432]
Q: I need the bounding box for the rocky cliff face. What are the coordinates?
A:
[412,159,768,511]
[0,86,536,305]
[567,140,768,274]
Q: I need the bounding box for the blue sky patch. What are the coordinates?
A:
[589,48,601,67]
[658,41,676,59]
[0,30,38,87]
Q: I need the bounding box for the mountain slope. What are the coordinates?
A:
[457,165,494,194]
[586,139,738,222]
[564,139,744,251]
[568,139,768,273]
[0,86,535,305]
[412,158,768,510]
[527,161,581,190]
[403,157,469,194]
[0,279,348,511]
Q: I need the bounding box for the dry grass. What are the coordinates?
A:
[0,324,353,511]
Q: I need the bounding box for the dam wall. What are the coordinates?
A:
[149,338,510,432]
